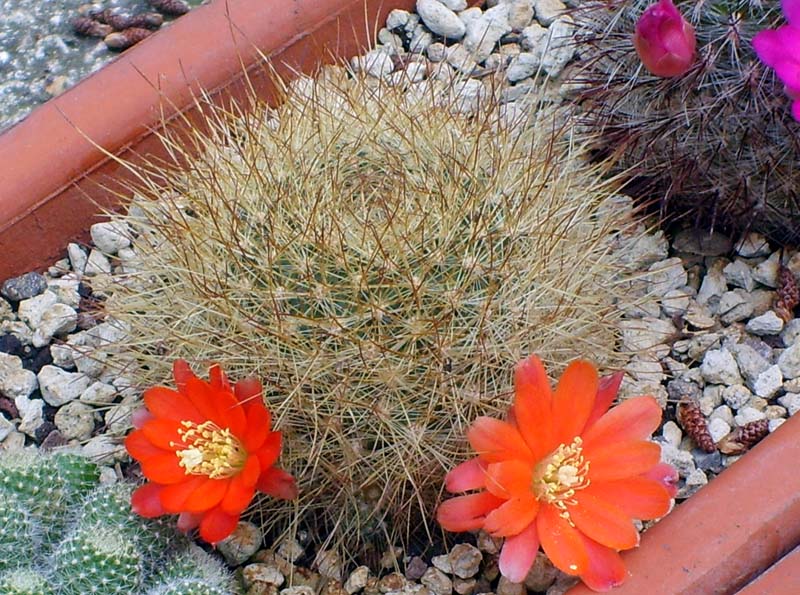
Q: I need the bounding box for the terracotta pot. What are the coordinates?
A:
[734,545,800,594]
[0,0,420,281]
[565,411,800,595]
[1,0,799,590]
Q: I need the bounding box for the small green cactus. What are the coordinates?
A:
[573,0,800,242]
[0,452,239,595]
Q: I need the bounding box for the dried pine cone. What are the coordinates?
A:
[775,263,800,322]
[72,17,113,38]
[717,420,770,455]
[90,9,163,30]
[677,398,716,453]
[149,0,190,16]
[125,12,164,29]
[104,27,154,51]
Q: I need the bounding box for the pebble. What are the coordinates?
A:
[700,349,742,386]
[14,394,44,436]
[539,16,575,77]
[706,417,731,443]
[421,568,452,595]
[645,257,687,296]
[723,259,756,292]
[496,577,524,595]
[778,341,800,378]
[746,311,784,336]
[345,567,371,594]
[778,393,800,416]
[244,563,285,590]
[782,319,800,347]
[85,249,112,275]
[67,243,88,275]
[54,400,96,440]
[661,421,682,447]
[463,5,512,62]
[733,406,766,426]
[37,365,92,406]
[416,0,466,39]
[448,544,482,579]
[523,552,558,591]
[316,549,343,581]
[717,290,753,324]
[218,521,263,565]
[1,272,48,302]
[680,468,708,498]
[735,233,771,258]
[752,365,783,399]
[0,352,38,399]
[721,384,751,410]
[619,317,676,354]
[90,221,131,255]
[81,434,126,463]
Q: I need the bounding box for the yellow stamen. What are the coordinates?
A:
[532,437,590,525]
[171,420,247,479]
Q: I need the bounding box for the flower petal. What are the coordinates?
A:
[199,507,239,543]
[550,360,598,445]
[220,457,261,515]
[256,466,298,500]
[485,460,534,499]
[140,451,187,484]
[581,396,662,450]
[241,399,272,452]
[484,494,539,537]
[209,363,231,393]
[255,432,282,471]
[467,417,533,463]
[589,477,671,520]
[141,418,183,451]
[125,429,170,462]
[579,535,628,592]
[183,478,230,513]
[641,462,679,498]
[177,511,203,532]
[159,476,207,513]
[584,371,623,430]
[586,440,662,483]
[537,503,589,576]
[131,483,166,518]
[446,458,487,493]
[499,522,540,583]
[785,0,800,27]
[184,376,247,438]
[569,492,640,550]
[143,386,203,424]
[437,492,505,533]
[513,355,554,459]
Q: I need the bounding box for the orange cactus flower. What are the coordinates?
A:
[125,360,297,543]
[437,355,677,591]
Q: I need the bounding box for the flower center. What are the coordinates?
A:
[532,436,590,522]
[172,420,247,479]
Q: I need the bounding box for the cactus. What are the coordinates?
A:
[104,69,657,552]
[573,0,800,243]
[0,452,239,594]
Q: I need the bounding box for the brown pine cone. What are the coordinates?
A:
[126,12,164,29]
[104,27,154,51]
[717,419,770,455]
[72,17,113,38]
[91,9,164,30]
[775,263,800,322]
[677,398,716,453]
[149,0,190,16]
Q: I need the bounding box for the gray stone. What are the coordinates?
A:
[540,16,575,77]
[643,257,687,297]
[353,49,395,78]
[746,311,784,336]
[507,0,535,29]
[446,43,479,74]
[104,401,136,436]
[439,0,467,12]
[696,260,729,310]
[700,385,724,415]
[54,401,96,441]
[497,577,524,595]
[684,301,716,329]
[672,229,732,256]
[218,521,263,565]
[449,543,482,579]
[386,9,412,30]
[781,319,800,347]
[753,365,783,399]
[619,317,676,354]
[778,341,800,378]
[244,563,285,590]
[84,249,112,276]
[735,233,771,258]
[769,418,786,432]
[679,468,708,498]
[506,52,541,82]
[734,406,766,426]
[90,221,131,254]
[67,243,88,275]
[1,272,47,302]
[463,4,512,62]
[718,290,753,325]
[37,365,92,406]
[778,393,800,416]
[723,259,755,292]
[615,230,669,269]
[417,0,466,39]
[692,448,724,473]
[0,353,37,400]
[660,442,696,477]
[432,553,452,574]
[14,394,44,437]
[707,417,731,443]
[661,288,691,317]
[624,355,664,384]
[0,299,12,322]
[721,384,751,410]
[747,396,769,411]
[752,251,781,288]
[1,321,33,346]
[32,303,78,348]
[731,343,770,388]
[710,405,734,426]
[666,378,702,403]
[80,381,117,405]
[661,421,682,447]
[700,349,742,385]
[315,549,342,581]
[426,42,447,62]
[344,567,370,594]
[524,552,558,592]
[619,378,668,408]
[421,568,452,595]
[533,0,566,25]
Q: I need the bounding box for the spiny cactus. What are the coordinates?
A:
[104,68,656,554]
[573,0,800,243]
[0,452,239,595]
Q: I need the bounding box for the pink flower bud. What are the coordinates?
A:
[633,0,697,77]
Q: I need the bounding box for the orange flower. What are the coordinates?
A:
[125,360,297,543]
[437,355,677,591]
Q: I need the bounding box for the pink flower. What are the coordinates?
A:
[753,0,800,121]
[633,0,697,77]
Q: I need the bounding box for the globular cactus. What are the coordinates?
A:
[572,0,800,243]
[105,69,654,552]
[0,452,239,594]
[144,546,238,595]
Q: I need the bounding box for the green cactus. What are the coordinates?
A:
[573,0,800,242]
[105,69,654,551]
[0,452,239,595]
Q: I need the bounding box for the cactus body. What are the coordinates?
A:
[574,0,800,242]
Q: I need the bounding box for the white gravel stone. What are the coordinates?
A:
[54,401,96,441]
[661,421,682,447]
[701,349,742,386]
[0,415,14,442]
[624,355,664,384]
[1,431,26,452]
[417,0,466,39]
[533,0,566,25]
[723,259,756,292]
[661,288,691,317]
[540,16,575,77]
[735,233,771,258]
[721,384,751,410]
[753,365,784,399]
[17,290,57,329]
[218,521,263,566]
[710,405,734,426]
[746,311,784,336]
[769,418,786,432]
[781,318,800,347]
[353,49,395,78]
[90,221,131,255]
[619,317,676,354]
[32,303,77,348]
[345,566,370,594]
[507,0,535,28]
[14,394,44,437]
[445,43,479,73]
[731,343,770,388]
[316,549,343,581]
[660,443,696,477]
[520,21,547,53]
[0,353,37,400]
[387,9,412,30]
[421,568,452,595]
[707,417,731,443]
[448,543,482,579]
[439,0,467,10]
[47,277,81,308]
[734,406,766,426]
[0,300,12,322]
[778,341,800,378]
[681,468,708,497]
[684,301,716,329]
[80,381,117,405]
[104,400,137,436]
[718,290,753,324]
[37,365,92,406]
[244,563,285,589]
[778,393,800,416]
[84,249,112,275]
[506,51,541,81]
[700,386,724,415]
[752,251,780,288]
[432,553,452,573]
[696,260,728,310]
[644,257,687,297]
[463,4,512,62]
[67,243,88,275]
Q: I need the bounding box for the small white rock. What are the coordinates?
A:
[661,421,682,447]
[746,311,784,336]
[723,259,756,292]
[37,365,92,406]
[707,417,731,443]
[533,0,566,26]
[753,365,784,399]
[778,393,800,416]
[218,521,263,565]
[417,0,466,39]
[735,233,771,258]
[54,401,96,441]
[80,381,118,405]
[700,349,743,386]
[81,434,126,463]
[84,249,112,275]
[0,353,38,400]
[778,341,800,378]
[721,384,751,410]
[710,405,734,426]
[14,394,44,437]
[90,221,131,255]
[344,566,370,594]
[769,418,786,432]
[67,243,88,275]
[734,406,766,426]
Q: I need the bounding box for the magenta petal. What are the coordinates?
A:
[753,29,784,68]
[131,408,155,429]
[499,522,540,583]
[446,458,487,493]
[784,0,800,27]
